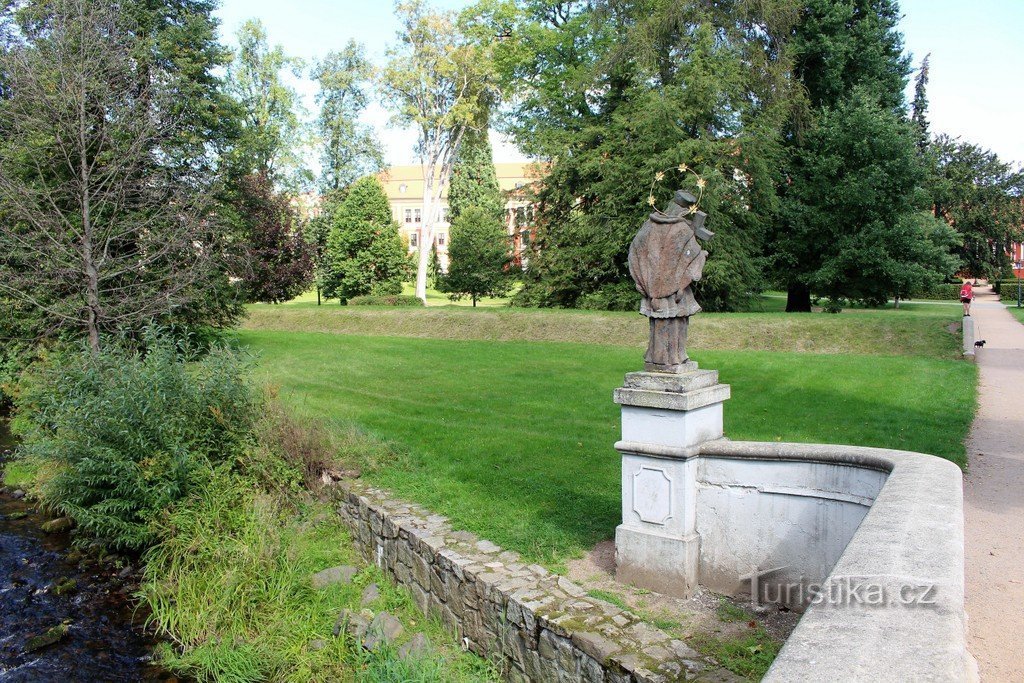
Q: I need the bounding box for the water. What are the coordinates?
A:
[0,422,173,682]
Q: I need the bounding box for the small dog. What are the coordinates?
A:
[975,340,986,348]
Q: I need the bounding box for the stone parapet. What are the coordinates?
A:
[334,482,738,683]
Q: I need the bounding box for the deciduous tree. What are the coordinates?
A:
[381,0,495,303]
[312,42,383,193]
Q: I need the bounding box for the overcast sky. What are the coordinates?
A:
[214,0,1024,169]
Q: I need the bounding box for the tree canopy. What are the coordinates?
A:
[439,206,512,306]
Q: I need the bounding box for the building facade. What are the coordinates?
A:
[377,163,541,270]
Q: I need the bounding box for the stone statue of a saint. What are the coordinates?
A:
[627,190,713,373]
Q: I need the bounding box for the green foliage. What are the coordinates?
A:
[323,176,411,302]
[312,42,383,193]
[692,626,781,680]
[577,281,641,312]
[484,0,792,311]
[778,91,957,308]
[140,424,496,683]
[910,282,963,301]
[348,295,425,307]
[225,19,309,188]
[928,135,1024,280]
[448,128,503,223]
[437,206,513,306]
[428,240,443,287]
[13,332,258,550]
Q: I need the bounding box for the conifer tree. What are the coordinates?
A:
[323,176,410,302]
[438,206,511,306]
[910,54,931,152]
[448,128,504,223]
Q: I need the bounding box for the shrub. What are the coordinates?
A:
[909,283,962,300]
[347,295,425,307]
[12,332,259,550]
[577,280,641,312]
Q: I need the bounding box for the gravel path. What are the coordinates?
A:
[964,286,1024,681]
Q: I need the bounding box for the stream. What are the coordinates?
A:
[0,421,173,682]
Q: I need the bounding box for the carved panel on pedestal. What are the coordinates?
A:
[632,466,673,525]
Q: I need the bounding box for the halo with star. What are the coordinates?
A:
[646,163,706,217]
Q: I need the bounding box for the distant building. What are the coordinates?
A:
[377,162,543,270]
[1011,242,1024,278]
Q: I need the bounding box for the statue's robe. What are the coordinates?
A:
[628,209,709,372]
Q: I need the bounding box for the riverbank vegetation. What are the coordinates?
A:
[3,335,495,681]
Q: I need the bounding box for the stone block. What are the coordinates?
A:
[615,525,698,599]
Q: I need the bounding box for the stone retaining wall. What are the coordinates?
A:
[335,483,734,683]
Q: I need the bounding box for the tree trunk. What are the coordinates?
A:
[317,287,321,306]
[786,283,812,313]
[472,294,477,307]
[416,172,435,303]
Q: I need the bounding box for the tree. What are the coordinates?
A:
[225,19,308,187]
[929,135,1024,279]
[473,0,795,310]
[438,206,511,306]
[778,91,958,308]
[0,0,232,352]
[910,54,931,152]
[229,172,313,303]
[428,239,443,286]
[323,176,410,302]
[312,42,383,193]
[448,127,503,222]
[772,0,917,312]
[381,0,495,303]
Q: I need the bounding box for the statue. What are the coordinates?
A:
[628,190,713,373]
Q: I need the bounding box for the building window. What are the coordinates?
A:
[439,206,447,224]
[399,183,408,194]
[414,208,421,223]
[437,233,446,247]
[410,233,418,248]
[404,209,412,223]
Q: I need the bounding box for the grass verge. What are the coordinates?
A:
[243,301,963,359]
[236,330,975,569]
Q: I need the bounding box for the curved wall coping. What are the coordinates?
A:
[699,440,971,682]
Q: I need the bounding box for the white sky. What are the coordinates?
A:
[214,0,1024,169]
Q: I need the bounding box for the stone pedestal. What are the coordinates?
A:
[612,365,730,598]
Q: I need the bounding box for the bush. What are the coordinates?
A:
[347,294,425,307]
[577,281,641,312]
[12,332,259,550]
[908,282,963,301]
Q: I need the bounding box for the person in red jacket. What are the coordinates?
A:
[960,281,974,316]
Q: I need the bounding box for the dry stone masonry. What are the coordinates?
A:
[335,482,740,683]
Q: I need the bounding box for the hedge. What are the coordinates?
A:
[347,294,425,307]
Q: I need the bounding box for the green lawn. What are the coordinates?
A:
[1006,303,1024,326]
[236,329,975,569]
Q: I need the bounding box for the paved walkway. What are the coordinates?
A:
[964,287,1024,681]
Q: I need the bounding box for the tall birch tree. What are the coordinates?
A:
[381,0,494,302]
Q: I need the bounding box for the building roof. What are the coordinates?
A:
[377,162,546,201]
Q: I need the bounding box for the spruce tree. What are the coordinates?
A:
[447,128,504,223]
[910,55,931,152]
[323,176,410,302]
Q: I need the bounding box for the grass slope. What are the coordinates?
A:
[244,301,964,359]
[236,330,975,568]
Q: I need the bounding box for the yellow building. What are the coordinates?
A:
[377,162,542,270]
